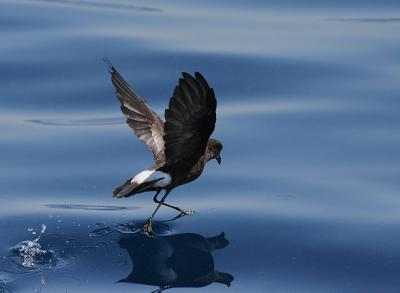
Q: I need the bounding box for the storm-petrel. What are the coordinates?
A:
[105,60,222,235]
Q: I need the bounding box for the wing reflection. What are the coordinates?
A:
[118,232,234,292]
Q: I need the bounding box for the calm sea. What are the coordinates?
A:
[1,0,400,292]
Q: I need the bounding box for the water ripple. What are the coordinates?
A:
[27,117,123,126]
[26,98,349,128]
[45,204,134,211]
[20,0,162,13]
[0,278,18,293]
[89,221,171,237]
[328,17,400,23]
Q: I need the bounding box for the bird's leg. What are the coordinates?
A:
[144,190,169,236]
[153,191,194,216]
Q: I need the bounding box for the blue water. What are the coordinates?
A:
[1,0,400,292]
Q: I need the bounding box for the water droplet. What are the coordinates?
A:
[10,240,57,268]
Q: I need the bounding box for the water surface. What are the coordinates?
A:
[1,0,400,292]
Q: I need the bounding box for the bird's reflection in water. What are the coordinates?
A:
[118,232,234,292]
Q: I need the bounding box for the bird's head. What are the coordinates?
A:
[207,138,223,164]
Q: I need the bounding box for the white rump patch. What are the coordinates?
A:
[131,170,171,188]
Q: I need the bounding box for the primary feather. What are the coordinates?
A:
[163,72,217,173]
[111,67,166,165]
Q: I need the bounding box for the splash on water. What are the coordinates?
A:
[10,240,56,269]
[9,225,57,270]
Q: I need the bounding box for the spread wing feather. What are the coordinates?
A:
[109,65,165,165]
[164,72,217,171]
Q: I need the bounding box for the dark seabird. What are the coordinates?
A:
[105,60,223,235]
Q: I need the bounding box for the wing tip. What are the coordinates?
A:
[182,71,205,78]
[103,57,116,74]
[194,71,211,89]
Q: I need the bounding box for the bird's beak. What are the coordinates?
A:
[216,156,222,165]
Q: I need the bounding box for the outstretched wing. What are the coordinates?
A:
[108,64,165,165]
[164,72,217,171]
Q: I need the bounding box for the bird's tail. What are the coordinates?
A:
[113,178,136,198]
[113,178,162,198]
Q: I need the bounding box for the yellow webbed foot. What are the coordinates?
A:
[144,217,154,236]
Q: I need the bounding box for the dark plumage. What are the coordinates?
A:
[105,60,222,235]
